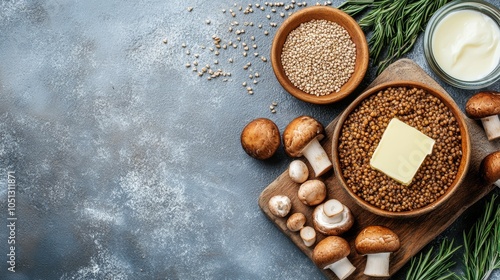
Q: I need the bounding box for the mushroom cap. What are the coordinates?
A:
[312,236,351,269]
[355,225,400,255]
[241,118,280,160]
[297,179,327,206]
[480,151,500,184]
[268,195,292,217]
[286,212,307,232]
[288,160,309,183]
[282,115,325,157]
[465,91,500,119]
[313,201,354,236]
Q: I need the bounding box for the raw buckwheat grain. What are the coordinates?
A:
[281,19,356,96]
[338,87,463,212]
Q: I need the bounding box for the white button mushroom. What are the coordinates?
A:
[268,195,292,217]
[288,160,309,183]
[312,199,354,236]
[240,118,281,160]
[312,236,356,280]
[299,226,316,247]
[286,212,307,232]
[282,116,333,177]
[355,225,401,277]
[297,179,326,206]
[480,151,500,188]
[465,91,500,141]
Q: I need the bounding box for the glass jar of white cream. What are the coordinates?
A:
[424,0,500,89]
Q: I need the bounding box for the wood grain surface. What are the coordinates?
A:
[258,59,500,279]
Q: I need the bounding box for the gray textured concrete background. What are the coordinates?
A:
[0,0,499,279]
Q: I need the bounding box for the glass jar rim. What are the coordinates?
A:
[423,0,500,89]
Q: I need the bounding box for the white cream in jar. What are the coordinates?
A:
[431,9,500,81]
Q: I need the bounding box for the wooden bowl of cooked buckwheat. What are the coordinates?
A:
[271,6,369,105]
[332,81,471,218]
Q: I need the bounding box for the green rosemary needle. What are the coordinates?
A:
[339,0,450,74]
[337,0,374,16]
[461,194,500,280]
[404,194,499,280]
[405,238,460,280]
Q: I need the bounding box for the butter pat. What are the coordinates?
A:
[370,118,435,185]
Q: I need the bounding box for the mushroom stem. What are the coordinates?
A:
[300,226,316,247]
[323,212,343,224]
[364,252,391,277]
[324,257,356,280]
[322,200,344,224]
[481,115,500,141]
[301,137,333,177]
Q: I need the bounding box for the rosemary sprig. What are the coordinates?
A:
[337,0,373,16]
[404,194,499,280]
[405,238,460,280]
[339,0,450,74]
[460,194,500,280]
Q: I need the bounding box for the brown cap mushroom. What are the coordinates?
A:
[297,179,327,206]
[288,160,309,183]
[312,236,356,280]
[480,151,500,188]
[240,118,280,160]
[313,199,354,236]
[282,116,333,177]
[268,195,292,218]
[465,91,500,141]
[286,212,307,232]
[299,226,316,247]
[355,225,400,277]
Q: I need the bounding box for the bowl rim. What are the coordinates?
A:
[271,6,369,105]
[331,80,471,218]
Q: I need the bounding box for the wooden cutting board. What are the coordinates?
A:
[258,59,500,279]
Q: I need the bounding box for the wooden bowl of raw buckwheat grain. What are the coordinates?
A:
[271,6,369,105]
